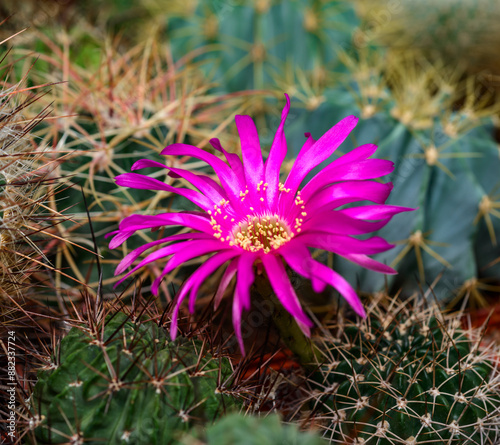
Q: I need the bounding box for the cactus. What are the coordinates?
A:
[299,294,500,444]
[185,412,327,445]
[0,25,61,301]
[28,312,238,444]
[278,50,500,304]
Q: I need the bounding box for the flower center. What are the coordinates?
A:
[207,185,307,252]
[231,214,292,253]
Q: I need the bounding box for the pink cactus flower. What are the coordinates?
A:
[108,94,412,353]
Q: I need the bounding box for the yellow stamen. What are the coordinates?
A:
[231,214,293,253]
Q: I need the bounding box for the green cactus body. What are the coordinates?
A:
[308,297,500,443]
[30,313,237,444]
[204,413,327,445]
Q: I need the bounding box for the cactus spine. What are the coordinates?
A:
[300,295,500,444]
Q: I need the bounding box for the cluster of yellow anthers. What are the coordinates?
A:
[207,181,309,253]
[232,216,293,253]
[294,190,306,233]
[208,198,233,242]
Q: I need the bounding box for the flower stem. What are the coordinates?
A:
[253,274,321,369]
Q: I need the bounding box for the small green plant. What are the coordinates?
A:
[28,312,238,444]
[299,294,500,443]
[187,412,327,445]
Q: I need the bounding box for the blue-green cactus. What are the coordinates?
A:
[165,0,360,91]
[280,50,500,302]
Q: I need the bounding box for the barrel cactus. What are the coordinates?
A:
[302,295,500,444]
[283,48,500,303]
[28,312,238,444]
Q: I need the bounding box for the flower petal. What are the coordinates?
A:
[333,143,378,165]
[235,253,255,311]
[132,159,227,203]
[161,143,245,205]
[301,181,393,215]
[301,211,391,235]
[115,238,209,286]
[301,159,395,201]
[115,239,201,285]
[301,132,317,151]
[261,253,313,329]
[108,230,135,250]
[188,253,242,312]
[119,212,211,234]
[151,240,233,294]
[264,94,291,209]
[131,159,170,170]
[282,115,358,204]
[212,254,257,355]
[235,115,264,190]
[214,258,239,309]
[115,173,212,210]
[109,212,211,249]
[340,204,415,220]
[115,232,212,275]
[280,243,366,317]
[310,262,366,317]
[296,232,395,255]
[232,286,245,355]
[342,253,397,274]
[210,138,245,180]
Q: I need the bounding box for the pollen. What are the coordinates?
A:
[295,191,304,206]
[231,214,293,253]
[240,187,250,201]
[279,182,291,193]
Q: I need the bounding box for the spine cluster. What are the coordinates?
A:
[0,82,50,299]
